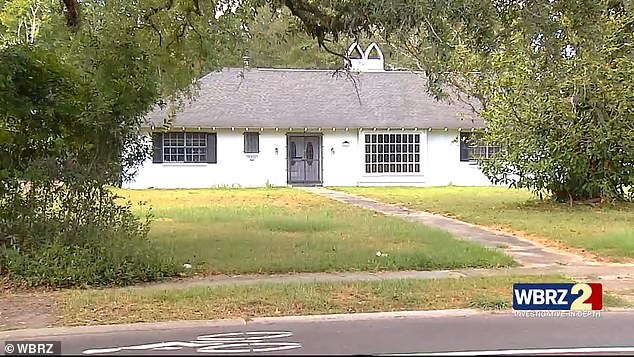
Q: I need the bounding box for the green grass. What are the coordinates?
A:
[116,188,515,275]
[602,293,632,308]
[335,186,634,262]
[56,274,589,326]
[55,274,630,326]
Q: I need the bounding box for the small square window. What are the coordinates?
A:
[244,132,259,153]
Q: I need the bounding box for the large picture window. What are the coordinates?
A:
[459,132,500,162]
[364,133,421,173]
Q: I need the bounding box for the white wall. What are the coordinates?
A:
[322,130,359,186]
[125,129,288,189]
[124,128,497,189]
[424,130,496,186]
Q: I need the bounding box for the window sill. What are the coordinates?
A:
[460,161,483,168]
[362,173,424,176]
[157,163,212,167]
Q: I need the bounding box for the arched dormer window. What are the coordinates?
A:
[346,42,385,72]
[349,43,364,59]
[365,42,383,59]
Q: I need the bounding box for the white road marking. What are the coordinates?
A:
[197,342,302,353]
[81,331,301,355]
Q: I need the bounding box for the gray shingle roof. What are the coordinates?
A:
[145,68,485,129]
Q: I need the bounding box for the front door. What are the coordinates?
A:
[287,135,322,185]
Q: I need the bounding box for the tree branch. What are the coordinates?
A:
[60,0,80,30]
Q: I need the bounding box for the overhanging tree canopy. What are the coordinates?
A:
[20,0,634,202]
[267,0,634,202]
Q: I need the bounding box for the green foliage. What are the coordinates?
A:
[235,5,342,68]
[469,294,510,310]
[276,0,634,201]
[1,230,182,288]
[474,3,634,202]
[0,181,182,288]
[218,5,413,69]
[0,0,59,46]
[0,0,248,287]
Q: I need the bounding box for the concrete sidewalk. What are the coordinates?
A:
[127,264,633,293]
[300,187,590,268]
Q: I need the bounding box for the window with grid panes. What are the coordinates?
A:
[163,132,207,162]
[364,133,421,173]
[459,132,500,162]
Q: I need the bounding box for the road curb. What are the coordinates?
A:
[250,308,484,324]
[3,308,632,340]
[0,318,247,340]
[0,309,483,340]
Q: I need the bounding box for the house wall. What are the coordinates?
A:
[125,129,288,189]
[424,130,496,186]
[124,128,496,189]
[321,130,360,186]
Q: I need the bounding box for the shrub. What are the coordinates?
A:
[0,184,182,288]
[1,236,181,288]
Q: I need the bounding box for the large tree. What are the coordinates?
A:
[0,0,249,286]
[260,0,634,202]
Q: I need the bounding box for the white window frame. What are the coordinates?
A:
[163,132,208,163]
[460,132,500,163]
[363,132,422,174]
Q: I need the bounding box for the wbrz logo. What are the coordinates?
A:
[513,283,602,310]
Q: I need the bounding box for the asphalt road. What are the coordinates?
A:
[2,311,634,356]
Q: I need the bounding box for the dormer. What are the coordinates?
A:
[346,42,385,72]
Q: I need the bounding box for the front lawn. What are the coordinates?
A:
[57,274,623,326]
[116,188,514,275]
[335,186,634,262]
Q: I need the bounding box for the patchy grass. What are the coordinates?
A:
[334,186,634,262]
[55,275,580,326]
[114,188,515,275]
[469,294,510,310]
[602,293,631,308]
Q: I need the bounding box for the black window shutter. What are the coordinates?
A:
[152,132,163,163]
[207,133,217,163]
[459,133,470,162]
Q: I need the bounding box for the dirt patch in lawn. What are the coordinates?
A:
[0,290,56,331]
[118,188,327,210]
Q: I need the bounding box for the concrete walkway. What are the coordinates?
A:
[300,187,591,268]
[139,265,634,292]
